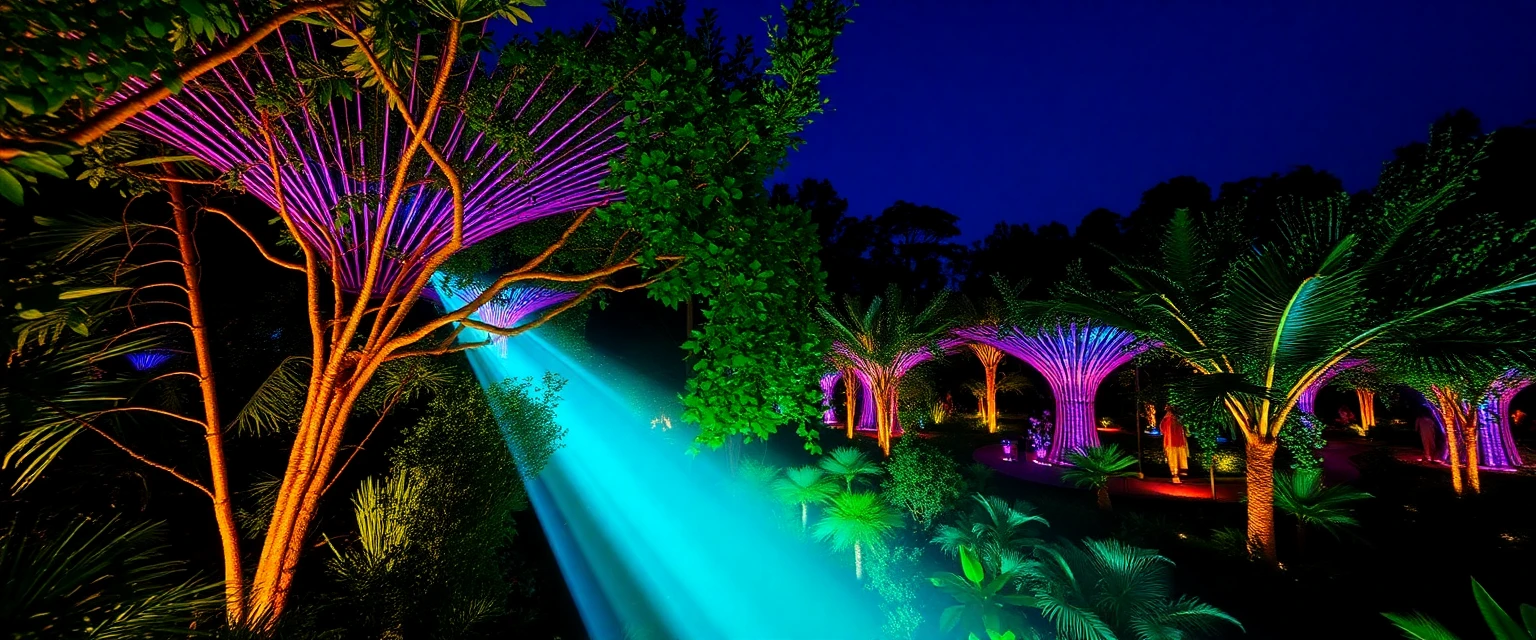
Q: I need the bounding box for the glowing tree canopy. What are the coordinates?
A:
[1296,358,1365,416]
[123,25,624,296]
[957,323,1146,464]
[440,280,577,348]
[125,349,175,371]
[1426,372,1528,470]
[819,372,840,425]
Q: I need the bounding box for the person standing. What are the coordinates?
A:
[1160,409,1189,483]
[1415,408,1439,463]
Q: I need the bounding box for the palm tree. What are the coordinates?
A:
[819,446,883,492]
[821,284,956,455]
[1274,468,1371,555]
[930,545,1036,636]
[961,374,1031,432]
[1021,538,1242,640]
[932,493,1049,574]
[1060,444,1139,511]
[772,465,840,530]
[812,491,902,580]
[1024,125,1536,560]
[0,517,219,637]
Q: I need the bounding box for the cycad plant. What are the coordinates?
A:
[821,284,956,455]
[932,493,1049,574]
[1021,538,1242,640]
[812,491,902,580]
[1273,468,1371,555]
[773,465,840,530]
[0,517,218,638]
[819,446,884,492]
[1060,445,1139,511]
[1024,122,1536,560]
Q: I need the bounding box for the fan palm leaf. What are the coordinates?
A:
[1274,468,1371,539]
[818,446,882,491]
[772,465,839,529]
[812,491,901,579]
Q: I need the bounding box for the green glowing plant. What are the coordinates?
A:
[1273,468,1370,555]
[864,544,926,640]
[929,545,1036,636]
[1021,538,1242,640]
[812,491,901,580]
[882,434,964,528]
[772,465,840,530]
[819,446,884,492]
[1060,444,1139,511]
[1383,577,1536,640]
[932,493,1049,575]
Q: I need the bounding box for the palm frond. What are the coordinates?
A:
[1382,612,1462,640]
[227,356,311,436]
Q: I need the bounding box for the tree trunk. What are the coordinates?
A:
[1245,438,1279,562]
[1209,464,1216,500]
[854,541,863,580]
[167,176,245,623]
[1462,408,1481,495]
[842,368,858,440]
[1096,486,1112,511]
[801,502,808,530]
[873,378,895,456]
[1434,389,1465,496]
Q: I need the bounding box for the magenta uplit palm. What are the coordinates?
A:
[1476,373,1527,469]
[956,323,1146,464]
[819,372,840,424]
[1296,358,1366,416]
[122,28,624,296]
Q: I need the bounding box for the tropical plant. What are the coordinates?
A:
[962,374,1032,432]
[820,284,956,455]
[0,517,219,638]
[773,465,840,530]
[820,446,884,492]
[1021,538,1242,640]
[1060,444,1139,511]
[1025,119,1536,559]
[3,0,853,625]
[865,544,927,640]
[1273,468,1371,555]
[930,545,1036,637]
[961,461,998,494]
[812,491,902,580]
[933,493,1049,574]
[1383,577,1536,640]
[737,458,782,492]
[883,433,964,527]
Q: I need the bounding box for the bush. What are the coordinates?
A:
[883,435,963,527]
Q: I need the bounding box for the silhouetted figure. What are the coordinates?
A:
[1160,410,1189,483]
[1415,409,1439,463]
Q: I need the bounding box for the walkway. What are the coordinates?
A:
[974,438,1369,503]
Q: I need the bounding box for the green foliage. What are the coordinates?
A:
[771,465,838,528]
[0,517,219,638]
[1060,444,1139,510]
[864,544,926,640]
[929,545,1036,636]
[327,368,564,637]
[932,494,1049,575]
[819,446,883,492]
[811,491,901,555]
[882,433,963,527]
[226,356,312,436]
[1273,468,1371,539]
[1021,538,1242,640]
[1384,577,1536,640]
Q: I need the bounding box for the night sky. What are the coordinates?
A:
[514,0,1536,239]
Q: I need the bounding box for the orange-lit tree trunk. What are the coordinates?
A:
[1356,388,1376,433]
[1244,437,1279,560]
[167,175,246,622]
[1432,387,1466,496]
[842,367,859,440]
[869,372,896,456]
[966,343,1003,433]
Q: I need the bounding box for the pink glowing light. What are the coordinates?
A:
[121,25,623,296]
[956,324,1146,465]
[441,282,576,349]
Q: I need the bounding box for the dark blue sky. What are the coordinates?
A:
[518,0,1536,239]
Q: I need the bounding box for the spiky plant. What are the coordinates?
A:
[1021,538,1242,640]
[812,491,902,580]
[820,284,956,454]
[1060,444,1139,511]
[819,446,884,492]
[1273,468,1371,555]
[932,493,1049,574]
[1384,577,1535,640]
[772,465,840,530]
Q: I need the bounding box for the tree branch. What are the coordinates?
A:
[204,206,305,272]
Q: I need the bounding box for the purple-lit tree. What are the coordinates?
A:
[125,349,176,371]
[1478,374,1528,469]
[956,323,1147,465]
[819,371,841,425]
[438,282,577,352]
[4,0,853,626]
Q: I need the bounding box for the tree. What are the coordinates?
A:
[821,284,956,455]
[882,434,963,527]
[1273,468,1370,556]
[866,200,964,294]
[3,0,854,625]
[1034,118,1536,560]
[819,446,884,492]
[0,517,219,637]
[1060,444,1138,511]
[769,178,871,296]
[929,545,1036,637]
[812,491,901,580]
[772,465,839,530]
[931,493,1049,575]
[1021,538,1241,640]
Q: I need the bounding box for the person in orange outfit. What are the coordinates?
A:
[1160,409,1189,483]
